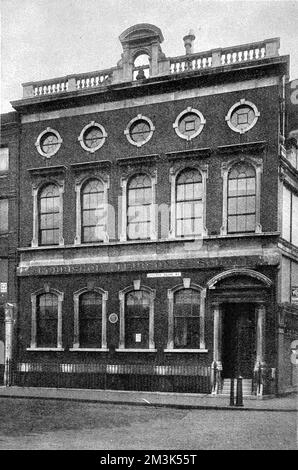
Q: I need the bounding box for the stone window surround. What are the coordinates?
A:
[173,107,206,141]
[120,168,157,242]
[27,286,64,351]
[220,155,263,236]
[31,179,65,248]
[70,286,109,352]
[165,278,207,353]
[78,121,107,153]
[116,281,156,352]
[169,161,208,239]
[225,98,260,134]
[124,114,155,147]
[74,174,110,245]
[35,127,63,158]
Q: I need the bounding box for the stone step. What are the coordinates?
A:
[221,379,253,395]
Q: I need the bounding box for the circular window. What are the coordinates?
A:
[226,99,260,134]
[124,114,155,147]
[173,107,206,141]
[35,128,62,158]
[78,121,107,153]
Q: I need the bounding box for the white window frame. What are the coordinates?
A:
[165,278,207,353]
[120,170,157,242]
[31,180,65,248]
[27,286,64,351]
[169,163,208,238]
[124,114,155,147]
[173,107,206,141]
[74,175,110,245]
[35,127,62,158]
[116,281,156,352]
[78,121,107,153]
[220,156,263,235]
[70,286,109,352]
[225,99,260,134]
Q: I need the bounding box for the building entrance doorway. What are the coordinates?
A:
[222,303,256,378]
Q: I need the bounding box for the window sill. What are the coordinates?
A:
[164,349,208,353]
[69,348,109,352]
[26,347,65,351]
[115,348,157,353]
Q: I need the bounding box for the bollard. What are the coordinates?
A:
[235,376,243,406]
[229,378,235,406]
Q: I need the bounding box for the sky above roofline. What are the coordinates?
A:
[1,0,298,113]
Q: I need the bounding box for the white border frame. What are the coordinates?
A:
[35,127,62,158]
[225,99,260,134]
[74,175,110,245]
[70,286,109,351]
[78,121,107,153]
[116,282,156,352]
[165,278,207,352]
[27,287,64,351]
[124,114,155,147]
[173,107,206,141]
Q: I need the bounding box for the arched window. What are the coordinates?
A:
[173,289,201,349]
[79,292,103,348]
[127,174,152,240]
[125,290,150,349]
[176,169,203,237]
[133,53,150,80]
[36,293,58,348]
[227,162,256,233]
[39,184,60,245]
[81,179,105,243]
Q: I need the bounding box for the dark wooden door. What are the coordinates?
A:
[222,304,256,378]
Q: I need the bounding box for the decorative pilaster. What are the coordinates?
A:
[211,303,223,394]
[254,304,266,396]
[4,303,16,386]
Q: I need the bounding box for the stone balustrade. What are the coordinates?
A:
[22,37,280,99]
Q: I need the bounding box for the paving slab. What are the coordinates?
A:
[0,386,297,411]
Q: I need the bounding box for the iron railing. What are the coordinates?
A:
[9,361,212,394]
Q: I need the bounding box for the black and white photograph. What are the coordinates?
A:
[0,0,297,452]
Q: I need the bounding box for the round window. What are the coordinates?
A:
[173,107,206,141]
[78,122,107,152]
[124,114,155,147]
[35,128,62,158]
[226,99,260,134]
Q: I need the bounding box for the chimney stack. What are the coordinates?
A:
[183,29,195,55]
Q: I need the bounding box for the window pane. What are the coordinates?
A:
[228,163,256,234]
[36,294,58,348]
[82,179,105,243]
[79,292,102,348]
[125,291,150,348]
[0,147,9,172]
[173,289,200,349]
[0,199,8,233]
[127,174,152,240]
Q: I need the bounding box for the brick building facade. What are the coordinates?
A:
[4,24,298,394]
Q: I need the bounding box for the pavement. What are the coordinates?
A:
[0,386,297,411]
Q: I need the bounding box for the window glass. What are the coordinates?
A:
[125,291,150,348]
[36,294,58,348]
[227,163,256,233]
[173,289,200,349]
[176,169,202,237]
[39,184,60,245]
[0,148,9,172]
[282,185,291,242]
[127,175,151,240]
[0,199,9,234]
[79,292,102,348]
[81,179,105,243]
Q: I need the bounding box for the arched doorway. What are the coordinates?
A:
[208,269,272,384]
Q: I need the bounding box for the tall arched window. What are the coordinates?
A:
[36,293,58,348]
[176,169,203,237]
[39,184,60,245]
[79,292,103,348]
[227,162,256,233]
[127,174,152,240]
[125,290,150,349]
[173,289,201,349]
[81,179,105,243]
